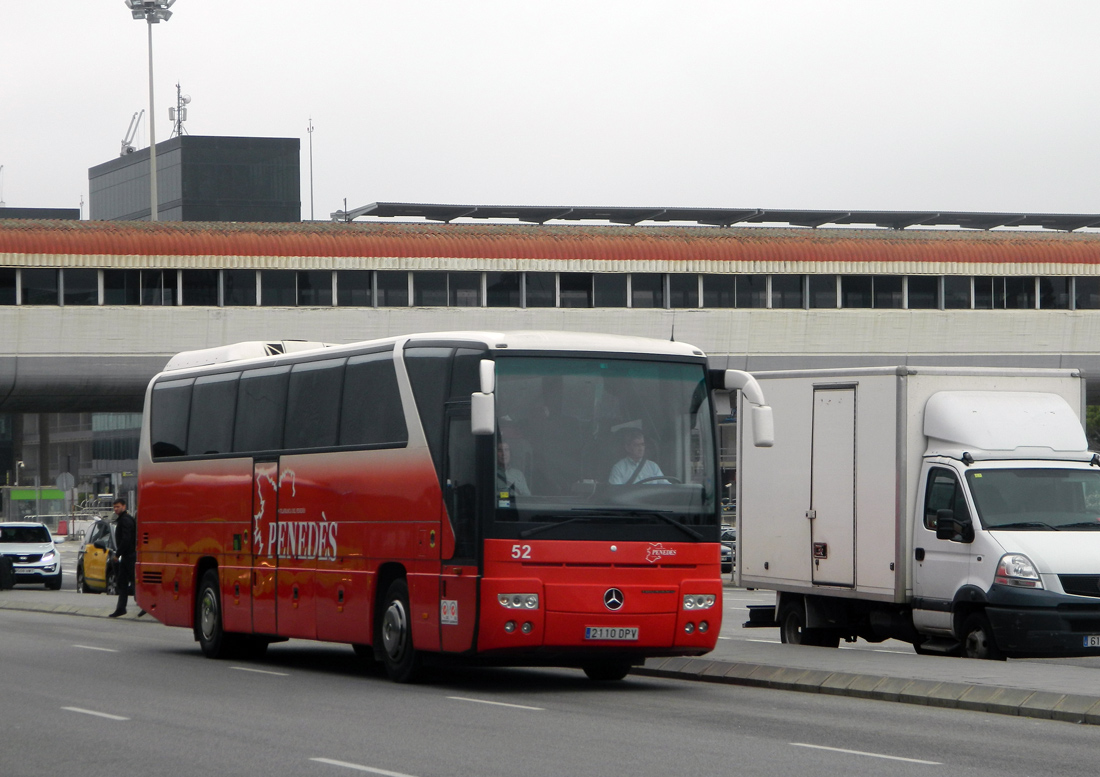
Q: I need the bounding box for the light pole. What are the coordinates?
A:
[125,0,175,222]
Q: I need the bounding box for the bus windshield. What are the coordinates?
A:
[966,468,1100,530]
[490,355,717,541]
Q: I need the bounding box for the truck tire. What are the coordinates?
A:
[778,601,840,649]
[961,612,1005,661]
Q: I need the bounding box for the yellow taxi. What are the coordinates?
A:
[76,519,119,594]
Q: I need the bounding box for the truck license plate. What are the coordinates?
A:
[585,627,638,641]
[1084,636,1100,648]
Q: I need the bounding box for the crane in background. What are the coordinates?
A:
[120,110,145,156]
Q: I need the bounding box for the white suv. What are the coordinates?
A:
[0,522,63,590]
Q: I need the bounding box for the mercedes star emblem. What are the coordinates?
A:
[603,588,624,611]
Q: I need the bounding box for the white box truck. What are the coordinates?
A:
[736,366,1100,660]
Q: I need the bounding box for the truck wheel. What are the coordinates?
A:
[961,612,1005,661]
[379,579,421,683]
[779,602,840,648]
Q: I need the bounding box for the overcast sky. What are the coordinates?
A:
[3,1,1100,220]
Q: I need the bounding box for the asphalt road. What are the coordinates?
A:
[3,602,1100,777]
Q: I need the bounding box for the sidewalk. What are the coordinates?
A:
[3,569,1099,724]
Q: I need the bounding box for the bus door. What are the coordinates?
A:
[251,460,279,635]
[440,409,479,653]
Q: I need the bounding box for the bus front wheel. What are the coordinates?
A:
[380,579,421,683]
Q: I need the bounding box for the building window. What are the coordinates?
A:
[413,271,448,306]
[337,271,372,306]
[943,276,971,309]
[809,275,838,308]
[1004,277,1035,309]
[142,270,177,306]
[181,270,219,306]
[377,271,409,307]
[630,273,664,308]
[594,275,628,307]
[1076,277,1100,310]
[702,275,735,308]
[525,272,555,308]
[974,276,999,309]
[486,272,520,307]
[260,270,296,306]
[224,270,257,306]
[63,269,99,306]
[0,269,14,305]
[875,276,904,308]
[1039,277,1070,310]
[297,270,333,306]
[669,274,699,308]
[560,273,593,308]
[840,276,871,308]
[737,275,768,308]
[22,269,59,305]
[907,276,939,309]
[450,272,481,307]
[103,270,140,305]
[771,275,804,309]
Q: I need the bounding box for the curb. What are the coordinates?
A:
[635,656,1100,725]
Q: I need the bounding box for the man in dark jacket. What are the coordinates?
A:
[108,498,137,618]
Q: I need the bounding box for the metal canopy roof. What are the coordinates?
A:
[331,202,1100,231]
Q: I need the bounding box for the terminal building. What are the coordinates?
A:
[3,207,1100,511]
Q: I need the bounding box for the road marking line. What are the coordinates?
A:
[791,743,941,765]
[446,696,545,711]
[310,757,420,776]
[230,666,289,676]
[717,636,732,640]
[746,638,776,643]
[72,645,119,653]
[62,707,129,721]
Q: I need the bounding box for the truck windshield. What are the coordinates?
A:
[966,468,1100,530]
[490,355,717,542]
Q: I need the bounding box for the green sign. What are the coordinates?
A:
[9,488,66,500]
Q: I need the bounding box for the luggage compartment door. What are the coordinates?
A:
[810,387,856,586]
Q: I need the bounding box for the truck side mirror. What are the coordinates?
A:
[934,509,956,541]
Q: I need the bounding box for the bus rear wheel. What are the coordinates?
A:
[197,569,230,658]
[380,579,421,683]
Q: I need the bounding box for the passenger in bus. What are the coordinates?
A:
[497,441,531,496]
[608,431,667,485]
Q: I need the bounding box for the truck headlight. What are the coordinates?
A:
[498,593,539,610]
[994,554,1044,589]
[683,594,716,610]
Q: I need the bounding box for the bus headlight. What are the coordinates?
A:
[498,593,539,610]
[683,594,716,610]
[994,554,1044,589]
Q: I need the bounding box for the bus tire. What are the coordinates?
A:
[380,579,421,683]
[582,662,632,681]
[196,569,231,659]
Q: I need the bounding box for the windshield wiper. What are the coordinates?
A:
[1054,521,1100,530]
[569,509,704,541]
[990,521,1060,531]
[519,516,592,539]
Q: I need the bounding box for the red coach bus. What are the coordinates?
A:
[136,331,772,681]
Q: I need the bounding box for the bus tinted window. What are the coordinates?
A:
[285,358,345,449]
[189,372,239,455]
[403,347,452,473]
[234,366,291,453]
[151,378,193,457]
[341,352,407,447]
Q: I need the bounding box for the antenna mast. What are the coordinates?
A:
[168,83,190,138]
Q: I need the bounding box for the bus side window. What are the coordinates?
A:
[234,366,291,454]
[150,378,193,458]
[341,351,408,447]
[285,358,345,450]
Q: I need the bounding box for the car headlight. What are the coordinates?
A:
[40,551,56,563]
[498,593,539,610]
[994,554,1044,589]
[683,594,716,610]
